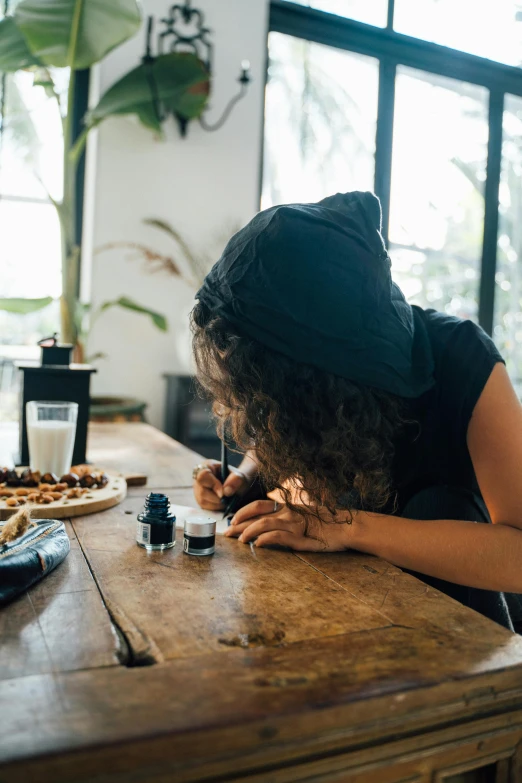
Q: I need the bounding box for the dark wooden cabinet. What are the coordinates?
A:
[163,373,242,465]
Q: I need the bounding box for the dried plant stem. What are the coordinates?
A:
[0,507,35,545]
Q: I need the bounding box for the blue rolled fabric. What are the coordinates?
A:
[196,191,435,398]
[0,519,70,605]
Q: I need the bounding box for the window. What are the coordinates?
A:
[262,34,379,208]
[394,0,522,67]
[494,93,522,388]
[0,1,88,349]
[266,0,522,388]
[389,68,488,321]
[0,65,64,346]
[282,0,388,27]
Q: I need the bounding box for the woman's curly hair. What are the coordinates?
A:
[191,301,404,519]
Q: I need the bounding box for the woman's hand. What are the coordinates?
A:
[224,499,353,551]
[193,461,249,511]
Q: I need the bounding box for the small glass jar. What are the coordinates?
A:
[136,493,175,551]
[183,516,216,556]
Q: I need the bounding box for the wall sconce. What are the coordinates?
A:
[142,1,252,137]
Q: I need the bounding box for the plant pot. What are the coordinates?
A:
[89,395,147,423]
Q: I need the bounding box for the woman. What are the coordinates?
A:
[191,191,522,631]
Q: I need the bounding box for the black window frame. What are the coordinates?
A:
[266,0,522,335]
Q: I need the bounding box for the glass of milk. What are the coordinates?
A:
[26,401,78,476]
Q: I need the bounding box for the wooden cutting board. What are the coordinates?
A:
[0,472,127,520]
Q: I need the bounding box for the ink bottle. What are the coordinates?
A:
[183,517,216,556]
[136,493,176,551]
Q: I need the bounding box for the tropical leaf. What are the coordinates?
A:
[33,66,55,94]
[143,218,200,267]
[0,16,41,71]
[4,75,41,175]
[92,52,209,123]
[144,218,188,244]
[0,296,53,313]
[100,297,168,332]
[95,240,183,278]
[14,0,141,69]
[85,351,106,363]
[72,52,209,157]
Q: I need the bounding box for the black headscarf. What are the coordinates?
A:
[196,191,435,398]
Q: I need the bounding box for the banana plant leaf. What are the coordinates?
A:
[72,52,210,155]
[0,16,41,71]
[4,75,41,174]
[100,297,168,332]
[14,0,141,69]
[33,66,54,90]
[0,296,53,313]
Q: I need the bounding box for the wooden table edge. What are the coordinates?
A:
[2,643,522,778]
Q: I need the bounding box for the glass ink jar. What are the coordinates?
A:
[183,516,216,556]
[136,493,176,551]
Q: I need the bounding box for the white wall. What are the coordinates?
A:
[85,0,270,427]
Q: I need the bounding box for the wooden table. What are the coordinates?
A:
[2,423,522,782]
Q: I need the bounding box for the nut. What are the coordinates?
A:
[5,470,21,487]
[5,497,18,507]
[66,488,83,499]
[49,492,63,501]
[39,484,53,493]
[40,494,54,504]
[71,464,90,478]
[79,473,96,488]
[41,472,59,485]
[54,483,68,492]
[27,493,41,503]
[0,489,14,497]
[21,469,40,487]
[15,488,30,496]
[95,472,109,488]
[60,473,79,487]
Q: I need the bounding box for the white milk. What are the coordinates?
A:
[27,420,76,476]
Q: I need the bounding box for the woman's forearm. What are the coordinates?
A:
[350,511,522,593]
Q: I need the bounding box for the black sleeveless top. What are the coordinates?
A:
[391,307,504,511]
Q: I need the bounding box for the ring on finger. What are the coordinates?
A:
[192,463,211,480]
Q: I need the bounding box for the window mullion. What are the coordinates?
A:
[374,59,396,246]
[386,0,395,30]
[478,90,504,335]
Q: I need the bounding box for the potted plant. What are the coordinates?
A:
[95,217,239,372]
[0,0,210,347]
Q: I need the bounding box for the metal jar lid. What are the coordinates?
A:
[184,516,216,538]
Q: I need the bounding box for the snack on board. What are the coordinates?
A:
[6,470,21,487]
[60,473,79,487]
[41,472,59,485]
[21,469,40,487]
[0,465,115,509]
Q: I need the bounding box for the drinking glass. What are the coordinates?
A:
[26,401,78,476]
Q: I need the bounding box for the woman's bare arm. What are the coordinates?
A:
[350,363,522,592]
[229,365,522,593]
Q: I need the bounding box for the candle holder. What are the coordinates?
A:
[142,1,252,137]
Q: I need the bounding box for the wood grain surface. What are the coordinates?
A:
[87,422,201,488]
[2,423,522,783]
[1,521,122,682]
[0,472,127,520]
